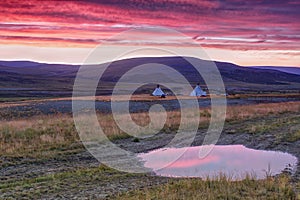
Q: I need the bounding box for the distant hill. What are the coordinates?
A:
[0,61,44,68]
[0,57,300,97]
[247,66,300,75]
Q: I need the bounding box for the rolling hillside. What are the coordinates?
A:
[0,57,299,97]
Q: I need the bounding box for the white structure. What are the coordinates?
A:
[152,85,165,96]
[190,84,206,97]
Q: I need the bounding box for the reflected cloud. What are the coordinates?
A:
[139,145,298,180]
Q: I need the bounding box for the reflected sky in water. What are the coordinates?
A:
[138,145,298,180]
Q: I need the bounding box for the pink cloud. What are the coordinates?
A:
[168,155,220,168]
[0,0,299,65]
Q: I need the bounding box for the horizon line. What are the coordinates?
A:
[0,56,299,68]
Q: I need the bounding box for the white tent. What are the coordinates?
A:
[152,85,165,96]
[190,85,206,97]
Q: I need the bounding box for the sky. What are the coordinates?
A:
[0,0,299,66]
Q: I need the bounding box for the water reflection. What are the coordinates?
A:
[138,145,298,180]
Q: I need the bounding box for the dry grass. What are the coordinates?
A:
[116,174,296,200]
[0,101,299,199]
[226,101,300,121]
[0,114,78,156]
[0,165,146,199]
[243,115,300,135]
[0,165,296,199]
[0,101,299,156]
[2,92,299,107]
[282,129,300,143]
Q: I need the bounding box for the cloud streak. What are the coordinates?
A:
[0,0,299,65]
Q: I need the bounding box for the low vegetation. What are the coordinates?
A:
[0,164,297,199]
[0,100,299,199]
[243,115,300,135]
[0,165,149,199]
[0,101,299,157]
[283,129,300,143]
[116,174,296,200]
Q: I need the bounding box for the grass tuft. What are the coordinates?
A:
[116,174,296,200]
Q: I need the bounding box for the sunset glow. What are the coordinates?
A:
[0,0,299,66]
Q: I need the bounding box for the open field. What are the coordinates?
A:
[1,100,300,156]
[0,97,300,199]
[0,93,299,119]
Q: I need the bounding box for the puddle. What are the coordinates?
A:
[138,145,298,180]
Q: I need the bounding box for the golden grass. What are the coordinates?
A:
[0,95,201,108]
[2,92,299,107]
[0,101,299,156]
[0,114,78,156]
[225,101,300,120]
